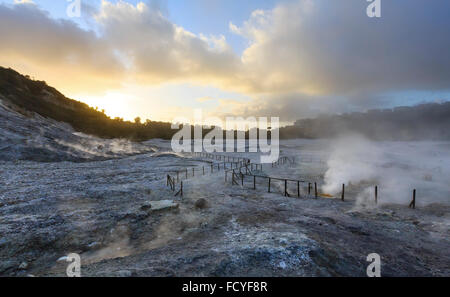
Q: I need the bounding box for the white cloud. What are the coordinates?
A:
[1,0,450,121]
[94,0,240,86]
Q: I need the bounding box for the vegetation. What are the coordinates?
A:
[0,66,176,141]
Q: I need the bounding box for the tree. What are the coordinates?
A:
[134,117,141,125]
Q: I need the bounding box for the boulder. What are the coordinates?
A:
[146,200,179,212]
[195,198,208,209]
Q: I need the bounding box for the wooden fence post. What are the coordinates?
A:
[314,182,318,198]
[342,184,345,201]
[181,181,183,197]
[409,189,416,209]
[308,183,311,195]
[268,178,271,193]
[375,186,378,204]
[284,180,288,197]
[297,181,300,198]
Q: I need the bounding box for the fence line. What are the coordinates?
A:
[226,170,309,198]
[226,172,418,208]
[165,153,263,198]
[189,152,251,165]
[165,154,418,209]
[271,156,296,167]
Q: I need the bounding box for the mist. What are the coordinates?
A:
[322,134,450,207]
[280,102,450,141]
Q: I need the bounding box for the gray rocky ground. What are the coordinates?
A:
[0,102,448,277]
[0,145,448,277]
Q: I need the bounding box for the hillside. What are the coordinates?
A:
[0,67,175,141]
[0,67,160,162]
[0,98,156,162]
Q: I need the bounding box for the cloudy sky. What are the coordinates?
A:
[1,0,449,125]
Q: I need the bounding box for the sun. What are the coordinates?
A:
[75,92,139,121]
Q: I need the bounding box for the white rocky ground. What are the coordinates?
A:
[0,104,449,276]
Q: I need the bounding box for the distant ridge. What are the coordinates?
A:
[280,102,450,140]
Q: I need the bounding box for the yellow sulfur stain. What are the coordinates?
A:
[319,193,334,198]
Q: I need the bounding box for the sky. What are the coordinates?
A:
[1,0,450,125]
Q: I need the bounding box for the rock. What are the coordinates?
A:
[195,198,208,209]
[56,256,68,263]
[148,200,179,211]
[140,202,152,211]
[87,242,100,249]
[279,238,288,246]
[18,262,28,270]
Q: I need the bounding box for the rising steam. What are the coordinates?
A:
[322,134,450,207]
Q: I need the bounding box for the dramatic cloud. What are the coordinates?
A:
[95,1,240,85]
[0,1,243,94]
[232,0,450,96]
[0,2,124,93]
[1,0,449,121]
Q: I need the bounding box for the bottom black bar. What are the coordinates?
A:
[0,277,444,296]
